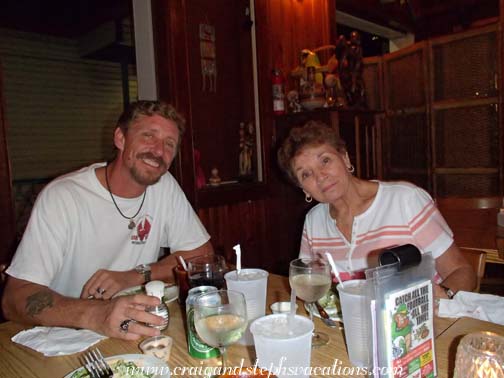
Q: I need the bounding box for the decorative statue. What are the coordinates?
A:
[208,167,221,186]
[347,31,366,108]
[335,32,366,108]
[239,122,254,178]
[287,90,302,113]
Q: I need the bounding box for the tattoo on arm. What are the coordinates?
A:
[25,290,54,317]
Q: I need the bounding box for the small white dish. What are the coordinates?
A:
[64,353,170,378]
[270,301,298,314]
[139,335,173,362]
[113,284,179,304]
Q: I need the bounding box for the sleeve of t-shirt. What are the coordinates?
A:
[404,186,454,259]
[299,220,311,258]
[163,174,210,252]
[6,183,71,287]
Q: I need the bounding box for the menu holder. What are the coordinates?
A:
[366,251,437,378]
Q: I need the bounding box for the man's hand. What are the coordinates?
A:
[80,269,141,300]
[87,294,164,340]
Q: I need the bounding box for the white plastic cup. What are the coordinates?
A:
[250,314,313,378]
[224,268,268,345]
[336,279,371,368]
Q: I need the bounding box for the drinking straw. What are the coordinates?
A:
[233,244,242,278]
[176,255,188,271]
[288,287,297,333]
[325,252,345,288]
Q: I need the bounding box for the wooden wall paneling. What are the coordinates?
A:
[0,60,16,264]
[152,0,197,204]
[501,0,504,194]
[198,200,269,271]
[153,0,337,275]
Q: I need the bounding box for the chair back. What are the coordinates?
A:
[436,196,502,250]
[459,248,486,292]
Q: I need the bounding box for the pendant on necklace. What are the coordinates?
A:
[128,220,136,230]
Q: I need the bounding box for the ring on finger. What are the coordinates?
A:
[120,319,133,333]
[96,287,106,295]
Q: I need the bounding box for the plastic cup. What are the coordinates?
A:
[139,335,173,362]
[224,269,268,345]
[270,301,298,314]
[336,279,371,368]
[250,314,313,378]
[173,265,190,305]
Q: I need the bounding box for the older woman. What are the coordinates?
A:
[277,121,476,298]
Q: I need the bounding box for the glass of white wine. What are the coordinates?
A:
[289,257,332,347]
[194,289,248,369]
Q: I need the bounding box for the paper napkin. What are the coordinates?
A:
[438,291,504,326]
[12,326,107,356]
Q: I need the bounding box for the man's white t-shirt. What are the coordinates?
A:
[7,162,210,297]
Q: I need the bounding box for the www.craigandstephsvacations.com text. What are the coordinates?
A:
[125,358,404,377]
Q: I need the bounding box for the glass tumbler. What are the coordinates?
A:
[454,331,504,378]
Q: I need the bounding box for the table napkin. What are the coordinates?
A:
[438,291,504,326]
[12,326,107,356]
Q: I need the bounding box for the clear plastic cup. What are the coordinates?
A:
[336,279,371,368]
[224,269,268,345]
[270,301,298,314]
[250,314,313,378]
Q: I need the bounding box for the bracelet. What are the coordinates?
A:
[443,286,456,299]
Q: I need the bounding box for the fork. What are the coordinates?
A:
[312,302,340,328]
[82,348,114,378]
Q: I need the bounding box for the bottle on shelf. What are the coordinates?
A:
[272,68,286,115]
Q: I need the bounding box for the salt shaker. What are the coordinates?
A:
[145,280,169,330]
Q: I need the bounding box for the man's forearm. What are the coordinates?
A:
[2,278,102,330]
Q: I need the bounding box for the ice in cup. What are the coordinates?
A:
[250,314,313,378]
[336,279,371,368]
[224,269,268,345]
[139,335,173,362]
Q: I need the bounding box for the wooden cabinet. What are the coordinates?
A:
[381,24,502,197]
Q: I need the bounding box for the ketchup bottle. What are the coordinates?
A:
[272,68,286,115]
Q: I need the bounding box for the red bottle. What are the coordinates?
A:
[272,68,285,115]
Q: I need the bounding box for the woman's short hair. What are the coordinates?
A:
[116,100,186,137]
[277,120,347,185]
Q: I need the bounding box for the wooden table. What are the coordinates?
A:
[0,274,502,378]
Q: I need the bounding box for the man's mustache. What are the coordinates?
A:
[136,152,167,169]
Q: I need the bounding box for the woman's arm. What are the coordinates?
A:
[434,242,477,296]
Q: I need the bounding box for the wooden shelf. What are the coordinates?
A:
[196,181,267,208]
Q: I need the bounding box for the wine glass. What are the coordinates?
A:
[194,289,247,369]
[188,254,227,289]
[289,257,332,347]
